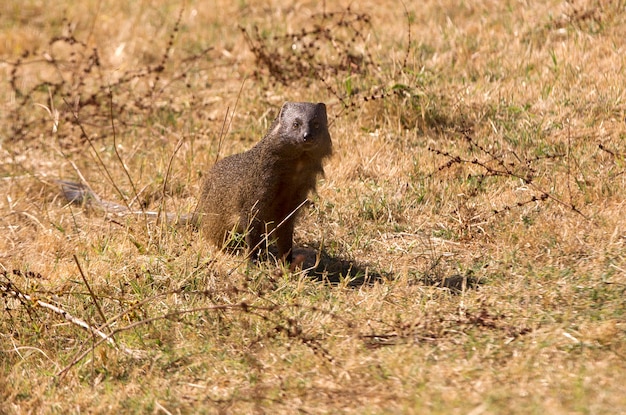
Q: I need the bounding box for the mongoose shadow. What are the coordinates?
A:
[291,246,385,286]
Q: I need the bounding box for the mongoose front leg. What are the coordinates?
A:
[275,219,295,264]
[245,222,266,262]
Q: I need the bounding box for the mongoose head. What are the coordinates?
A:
[271,102,332,159]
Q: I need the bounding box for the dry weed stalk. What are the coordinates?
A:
[1,270,140,359]
[5,6,212,148]
[240,4,418,123]
[427,127,588,219]
[241,8,374,86]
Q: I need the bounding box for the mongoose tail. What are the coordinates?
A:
[56,179,198,226]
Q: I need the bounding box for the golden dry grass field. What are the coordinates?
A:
[1,0,626,413]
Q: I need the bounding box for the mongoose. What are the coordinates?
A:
[196,102,332,263]
[56,101,332,264]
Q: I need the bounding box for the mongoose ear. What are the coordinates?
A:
[315,103,327,116]
[278,102,292,121]
[316,103,328,120]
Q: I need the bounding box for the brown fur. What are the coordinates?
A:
[196,102,332,263]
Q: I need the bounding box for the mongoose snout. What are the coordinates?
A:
[196,101,332,263]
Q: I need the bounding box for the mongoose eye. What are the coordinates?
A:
[292,121,301,129]
[312,121,320,130]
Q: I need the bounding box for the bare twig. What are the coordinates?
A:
[428,129,589,219]
[73,255,109,331]
[398,0,411,76]
[55,302,271,380]
[0,279,140,359]
[109,86,148,228]
[63,99,135,213]
[215,78,246,164]
[157,136,185,227]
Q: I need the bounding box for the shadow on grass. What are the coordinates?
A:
[292,247,481,291]
[421,272,481,293]
[292,247,386,286]
[291,248,482,295]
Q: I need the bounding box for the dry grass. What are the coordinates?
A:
[2,0,626,413]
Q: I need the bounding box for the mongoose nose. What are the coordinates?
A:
[303,131,311,141]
